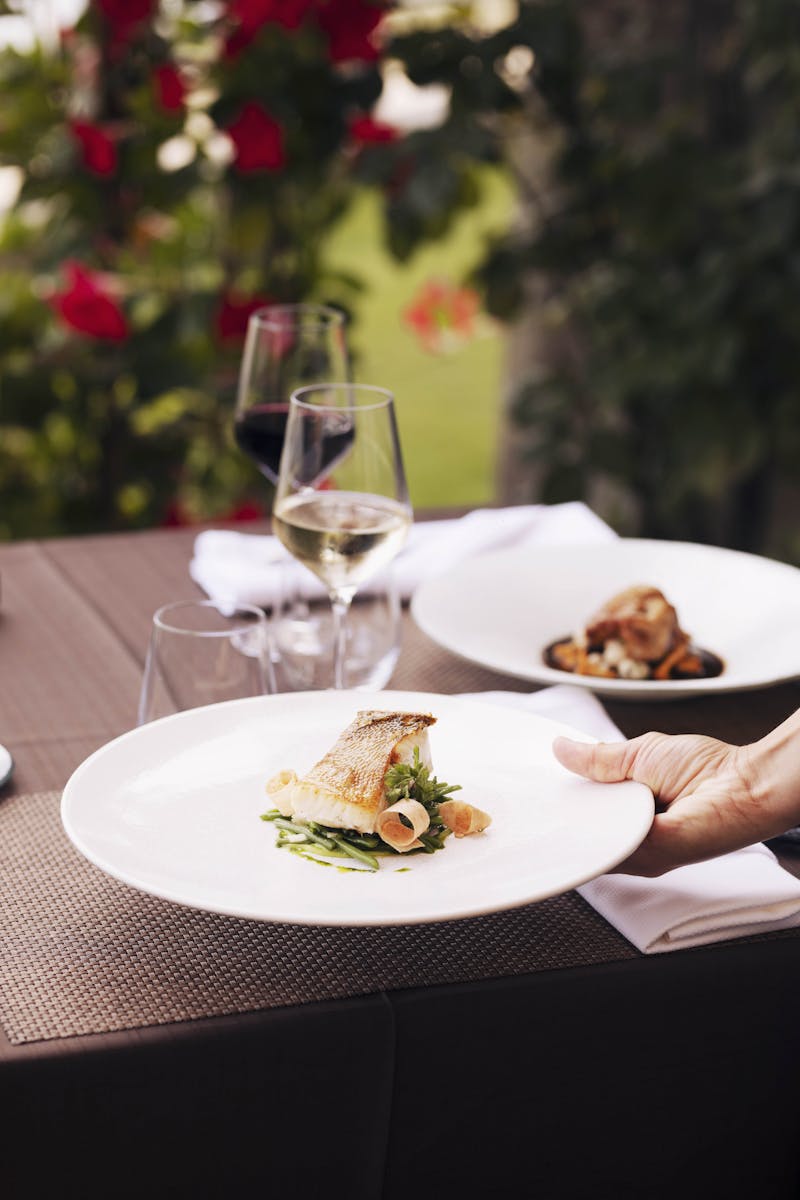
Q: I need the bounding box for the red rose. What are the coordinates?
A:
[70,120,117,177]
[316,0,384,63]
[153,64,186,113]
[215,292,275,342]
[349,113,397,144]
[96,0,155,46]
[163,497,265,526]
[161,499,193,527]
[223,0,315,57]
[269,0,315,28]
[52,262,129,342]
[222,500,266,522]
[226,102,286,173]
[223,0,272,57]
[229,0,314,33]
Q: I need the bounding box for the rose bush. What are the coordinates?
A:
[10,0,796,555]
[0,0,393,537]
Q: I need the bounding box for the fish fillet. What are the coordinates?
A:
[278,710,436,834]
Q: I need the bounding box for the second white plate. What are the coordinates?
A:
[411,539,800,699]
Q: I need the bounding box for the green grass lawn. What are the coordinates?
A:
[323,169,514,509]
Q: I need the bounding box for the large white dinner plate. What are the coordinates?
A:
[412,539,800,699]
[61,690,653,926]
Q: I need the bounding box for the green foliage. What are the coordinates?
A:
[6,1,799,553]
[379,0,800,555]
[0,1,385,537]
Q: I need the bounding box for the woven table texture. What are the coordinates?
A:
[0,790,640,1045]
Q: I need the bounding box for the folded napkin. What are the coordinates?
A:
[190,500,616,608]
[462,686,800,954]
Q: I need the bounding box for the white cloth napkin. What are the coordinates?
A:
[189,500,616,608]
[462,686,800,954]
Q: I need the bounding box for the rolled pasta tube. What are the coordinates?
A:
[266,769,298,817]
[439,799,492,838]
[376,798,430,852]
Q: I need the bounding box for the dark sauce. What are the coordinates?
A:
[669,646,724,680]
[543,638,724,681]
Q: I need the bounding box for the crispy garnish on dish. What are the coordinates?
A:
[439,799,492,838]
[544,584,723,682]
[376,798,430,851]
[261,709,491,871]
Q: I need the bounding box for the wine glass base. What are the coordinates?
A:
[272,592,401,692]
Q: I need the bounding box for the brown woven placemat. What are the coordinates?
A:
[0,790,641,1045]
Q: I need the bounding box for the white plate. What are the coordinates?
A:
[61,690,653,926]
[412,539,800,699]
[0,742,13,787]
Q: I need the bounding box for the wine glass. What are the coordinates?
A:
[233,303,349,492]
[272,384,413,689]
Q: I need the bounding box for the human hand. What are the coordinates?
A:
[552,732,771,876]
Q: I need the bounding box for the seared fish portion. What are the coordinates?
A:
[269,710,436,834]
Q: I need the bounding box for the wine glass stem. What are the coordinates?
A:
[330,591,354,690]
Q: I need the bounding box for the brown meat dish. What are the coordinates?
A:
[544,585,723,682]
[584,585,683,664]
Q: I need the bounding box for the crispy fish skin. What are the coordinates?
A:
[289,710,436,834]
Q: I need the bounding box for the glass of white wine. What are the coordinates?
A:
[272,383,412,689]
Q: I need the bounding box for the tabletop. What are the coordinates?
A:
[2,521,800,1200]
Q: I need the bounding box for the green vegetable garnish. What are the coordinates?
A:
[384,747,461,814]
[260,748,462,872]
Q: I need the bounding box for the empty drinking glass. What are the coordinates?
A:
[138,600,271,724]
[272,570,402,691]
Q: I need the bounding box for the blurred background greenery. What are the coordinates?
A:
[2,0,800,560]
[324,169,512,508]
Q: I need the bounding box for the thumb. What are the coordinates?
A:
[552,735,635,784]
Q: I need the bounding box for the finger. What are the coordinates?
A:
[552,735,634,784]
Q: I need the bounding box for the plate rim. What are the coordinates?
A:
[60,690,655,927]
[411,537,800,698]
[0,741,13,788]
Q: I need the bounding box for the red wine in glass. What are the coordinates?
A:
[235,401,355,487]
[234,403,289,486]
[234,304,350,498]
